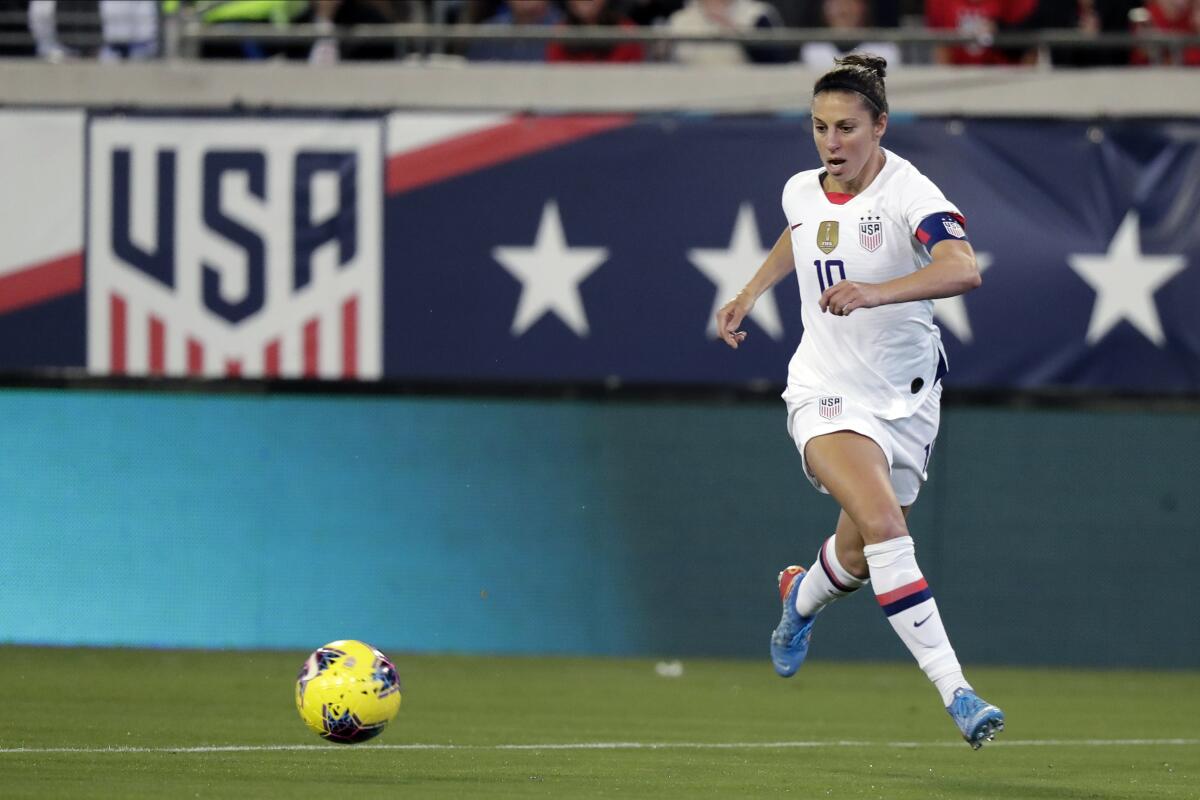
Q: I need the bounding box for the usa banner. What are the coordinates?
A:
[86,116,383,379]
[3,111,1199,393]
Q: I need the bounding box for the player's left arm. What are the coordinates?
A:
[876,238,982,304]
[819,215,982,315]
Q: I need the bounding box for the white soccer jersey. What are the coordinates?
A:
[781,148,959,420]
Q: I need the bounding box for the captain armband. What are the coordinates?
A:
[916,212,969,250]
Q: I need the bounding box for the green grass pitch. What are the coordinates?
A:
[0,647,1196,798]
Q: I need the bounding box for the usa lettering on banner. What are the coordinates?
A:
[86,116,383,379]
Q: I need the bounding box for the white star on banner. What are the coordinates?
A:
[689,203,783,340]
[492,200,609,337]
[933,252,992,344]
[1067,211,1187,347]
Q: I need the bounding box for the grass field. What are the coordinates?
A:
[0,647,1197,799]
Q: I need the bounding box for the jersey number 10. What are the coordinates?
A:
[814,259,846,292]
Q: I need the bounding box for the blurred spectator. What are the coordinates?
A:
[546,0,645,63]
[1027,0,1140,67]
[307,0,418,64]
[925,0,1038,65]
[790,0,900,27]
[28,0,98,61]
[800,0,901,68]
[1129,0,1200,65]
[99,0,159,59]
[165,0,409,62]
[666,0,792,64]
[466,0,563,62]
[1,0,35,56]
[29,0,157,61]
[165,0,311,60]
[425,0,468,24]
[767,0,815,27]
[868,0,901,27]
[1037,0,1100,66]
[625,0,686,26]
[461,0,503,23]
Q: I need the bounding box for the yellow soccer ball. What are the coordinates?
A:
[295,640,402,743]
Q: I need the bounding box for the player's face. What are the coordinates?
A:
[811,92,887,187]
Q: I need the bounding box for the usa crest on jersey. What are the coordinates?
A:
[859,216,883,252]
[86,116,383,379]
[818,396,843,419]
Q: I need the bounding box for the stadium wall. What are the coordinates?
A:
[2,387,1197,668]
[2,60,1199,116]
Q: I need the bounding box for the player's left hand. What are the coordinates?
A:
[819,281,883,317]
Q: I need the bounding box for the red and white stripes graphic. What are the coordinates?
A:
[106,293,360,379]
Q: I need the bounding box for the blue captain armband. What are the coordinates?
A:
[916,212,969,250]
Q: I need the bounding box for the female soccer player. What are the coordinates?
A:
[715,54,1004,749]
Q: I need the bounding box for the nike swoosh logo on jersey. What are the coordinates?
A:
[914,612,934,627]
[791,222,803,229]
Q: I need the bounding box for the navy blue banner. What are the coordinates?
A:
[2,114,1198,393]
[386,117,1200,393]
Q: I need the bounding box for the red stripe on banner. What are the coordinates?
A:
[264,340,280,378]
[148,316,165,376]
[110,294,127,375]
[342,297,357,380]
[0,251,84,315]
[187,339,204,376]
[386,115,635,195]
[225,359,242,377]
[875,578,929,607]
[304,318,319,378]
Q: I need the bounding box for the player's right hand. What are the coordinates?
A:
[716,293,753,349]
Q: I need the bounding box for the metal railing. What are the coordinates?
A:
[174,22,1200,64]
[3,13,1200,65]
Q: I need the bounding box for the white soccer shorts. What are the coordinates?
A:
[785,381,942,507]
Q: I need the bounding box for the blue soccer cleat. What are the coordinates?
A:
[946,688,1005,749]
[770,566,817,677]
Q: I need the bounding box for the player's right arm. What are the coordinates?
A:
[716,226,795,350]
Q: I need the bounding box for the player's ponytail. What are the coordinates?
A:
[813,53,889,119]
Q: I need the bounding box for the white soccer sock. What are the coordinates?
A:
[794,535,869,619]
[863,536,970,707]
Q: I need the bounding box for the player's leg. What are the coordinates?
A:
[804,430,1003,747]
[771,422,895,677]
[773,503,915,671]
[832,503,912,577]
[795,501,916,616]
[791,509,871,619]
[773,398,900,676]
[782,505,895,648]
[773,397,881,676]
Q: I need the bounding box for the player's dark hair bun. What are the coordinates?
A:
[834,54,888,80]
[813,52,890,118]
